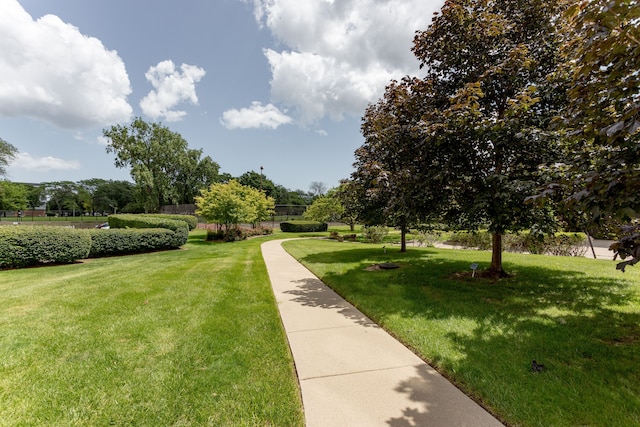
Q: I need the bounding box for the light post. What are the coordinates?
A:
[260,166,263,192]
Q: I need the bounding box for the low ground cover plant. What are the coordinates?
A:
[283,239,640,426]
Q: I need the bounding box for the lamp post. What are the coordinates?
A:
[260,166,263,192]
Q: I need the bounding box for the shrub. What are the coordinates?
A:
[87,228,178,257]
[135,214,198,230]
[447,230,587,256]
[206,226,273,242]
[363,226,389,244]
[280,221,328,233]
[0,226,91,269]
[108,214,189,248]
[412,230,443,247]
[446,231,492,250]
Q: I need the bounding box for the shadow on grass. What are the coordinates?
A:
[296,246,640,425]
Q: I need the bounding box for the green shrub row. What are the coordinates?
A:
[1,214,196,269]
[206,226,273,242]
[108,214,189,247]
[0,226,91,269]
[132,214,198,230]
[87,228,179,258]
[445,231,587,256]
[280,221,328,233]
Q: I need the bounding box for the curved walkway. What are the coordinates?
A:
[261,239,503,427]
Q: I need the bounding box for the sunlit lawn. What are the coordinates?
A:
[283,239,640,426]
[0,230,303,426]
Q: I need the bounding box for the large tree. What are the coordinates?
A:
[557,0,640,269]
[353,78,443,252]
[407,0,565,275]
[0,138,17,178]
[103,118,220,213]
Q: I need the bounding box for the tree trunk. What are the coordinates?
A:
[488,232,508,277]
[400,226,407,253]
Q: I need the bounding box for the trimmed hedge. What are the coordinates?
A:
[130,214,198,231]
[280,220,328,233]
[88,228,178,258]
[108,214,189,247]
[0,226,91,269]
[445,231,587,256]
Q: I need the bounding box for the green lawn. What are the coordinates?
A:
[0,230,303,426]
[283,239,640,427]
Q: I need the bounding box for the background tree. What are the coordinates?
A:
[44,181,79,215]
[303,192,344,223]
[103,118,220,213]
[335,180,364,231]
[0,138,17,178]
[353,78,443,252]
[25,184,46,214]
[78,178,108,215]
[308,181,327,199]
[93,180,136,214]
[408,0,565,274]
[195,180,274,232]
[174,151,221,205]
[0,181,28,212]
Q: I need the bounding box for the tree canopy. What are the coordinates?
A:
[351,0,566,270]
[103,118,221,213]
[195,180,275,231]
[0,138,17,178]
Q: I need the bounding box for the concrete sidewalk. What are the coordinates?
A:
[261,239,504,427]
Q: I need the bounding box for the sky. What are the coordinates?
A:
[1,0,444,192]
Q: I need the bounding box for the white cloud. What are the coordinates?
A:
[12,152,81,172]
[0,0,133,128]
[246,0,444,124]
[140,60,206,122]
[221,102,292,129]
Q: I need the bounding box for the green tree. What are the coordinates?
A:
[25,184,45,213]
[195,180,275,232]
[335,180,363,232]
[303,193,344,223]
[0,138,17,178]
[354,78,445,252]
[407,0,565,274]
[78,179,108,215]
[555,0,640,269]
[44,181,78,215]
[0,181,28,211]
[93,180,136,214]
[103,118,220,212]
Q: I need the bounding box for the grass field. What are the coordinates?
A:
[0,230,303,426]
[283,239,640,426]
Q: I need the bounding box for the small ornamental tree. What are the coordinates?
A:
[303,193,344,223]
[195,180,275,233]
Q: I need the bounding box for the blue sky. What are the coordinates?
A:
[1,0,443,192]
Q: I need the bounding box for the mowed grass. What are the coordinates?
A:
[0,230,303,426]
[283,239,640,426]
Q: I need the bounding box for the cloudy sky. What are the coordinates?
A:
[1,0,443,191]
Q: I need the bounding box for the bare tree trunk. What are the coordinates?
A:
[489,232,507,277]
